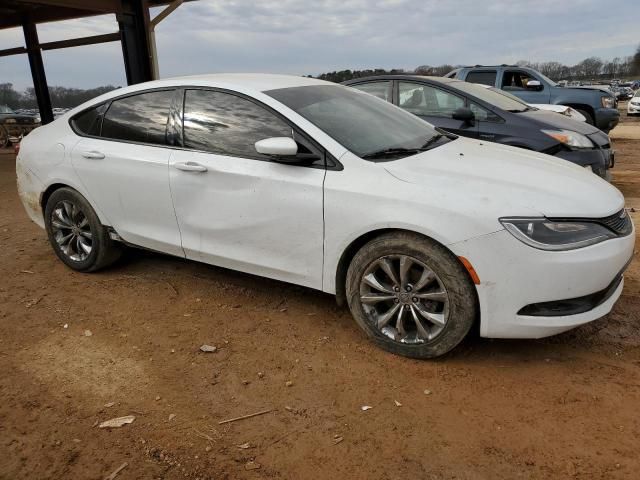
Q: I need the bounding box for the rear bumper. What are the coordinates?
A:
[594,108,619,132]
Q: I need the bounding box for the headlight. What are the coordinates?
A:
[601,96,615,108]
[541,129,593,149]
[499,218,616,251]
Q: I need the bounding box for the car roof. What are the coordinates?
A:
[344,75,460,85]
[111,74,329,96]
[64,74,334,117]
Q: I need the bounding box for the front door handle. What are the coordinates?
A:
[173,161,208,173]
[81,150,105,160]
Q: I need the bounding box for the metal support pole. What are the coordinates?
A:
[149,0,183,79]
[22,21,54,124]
[117,0,154,85]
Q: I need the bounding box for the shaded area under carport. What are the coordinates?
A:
[0,0,190,124]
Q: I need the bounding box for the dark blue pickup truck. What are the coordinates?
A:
[445,65,619,132]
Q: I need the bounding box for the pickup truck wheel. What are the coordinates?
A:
[575,109,594,125]
[345,232,477,359]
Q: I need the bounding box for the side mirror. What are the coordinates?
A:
[452,107,475,124]
[255,137,298,156]
[526,80,543,91]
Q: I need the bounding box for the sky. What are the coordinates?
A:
[0,0,638,91]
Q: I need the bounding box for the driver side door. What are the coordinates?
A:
[168,89,326,289]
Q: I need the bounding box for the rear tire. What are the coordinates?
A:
[44,188,121,272]
[345,232,477,359]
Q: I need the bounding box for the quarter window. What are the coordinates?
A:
[71,103,106,136]
[183,89,292,158]
[465,70,497,86]
[101,90,174,145]
[469,102,501,122]
[398,82,465,118]
[351,81,392,102]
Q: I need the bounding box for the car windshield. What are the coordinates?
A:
[0,105,14,114]
[450,81,530,112]
[266,85,446,158]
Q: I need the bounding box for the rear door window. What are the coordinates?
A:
[101,90,174,145]
[465,70,497,86]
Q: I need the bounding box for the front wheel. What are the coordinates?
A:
[574,109,594,125]
[346,232,478,359]
[44,187,121,272]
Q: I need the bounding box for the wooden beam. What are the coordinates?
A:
[0,46,27,58]
[40,32,121,51]
[17,0,121,13]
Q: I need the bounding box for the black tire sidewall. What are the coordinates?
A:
[346,233,478,359]
[44,188,111,272]
[575,109,594,125]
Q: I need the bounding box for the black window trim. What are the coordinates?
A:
[68,85,342,171]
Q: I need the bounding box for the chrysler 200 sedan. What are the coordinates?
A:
[16,74,635,358]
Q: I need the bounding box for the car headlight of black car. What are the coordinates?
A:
[541,129,593,149]
[499,218,618,250]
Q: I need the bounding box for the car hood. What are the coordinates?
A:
[517,109,600,135]
[384,137,624,219]
[567,85,612,95]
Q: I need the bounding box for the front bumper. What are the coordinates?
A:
[450,227,635,339]
[594,107,619,132]
[555,147,612,179]
[628,102,640,115]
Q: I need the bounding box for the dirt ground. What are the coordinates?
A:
[1,104,639,480]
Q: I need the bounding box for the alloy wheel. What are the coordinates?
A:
[50,200,93,262]
[359,254,449,344]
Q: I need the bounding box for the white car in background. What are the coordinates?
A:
[628,90,640,116]
[477,84,587,121]
[16,74,634,358]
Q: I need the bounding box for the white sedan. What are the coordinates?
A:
[16,74,635,358]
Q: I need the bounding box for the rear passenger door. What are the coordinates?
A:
[70,89,184,256]
[396,81,477,138]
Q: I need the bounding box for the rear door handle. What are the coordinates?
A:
[173,161,208,173]
[81,150,105,160]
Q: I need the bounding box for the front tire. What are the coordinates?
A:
[574,109,594,125]
[44,188,121,272]
[346,232,477,359]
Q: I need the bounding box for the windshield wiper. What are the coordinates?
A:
[419,133,445,150]
[362,147,421,160]
[362,134,449,160]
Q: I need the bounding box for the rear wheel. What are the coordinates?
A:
[345,232,477,359]
[44,188,121,272]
